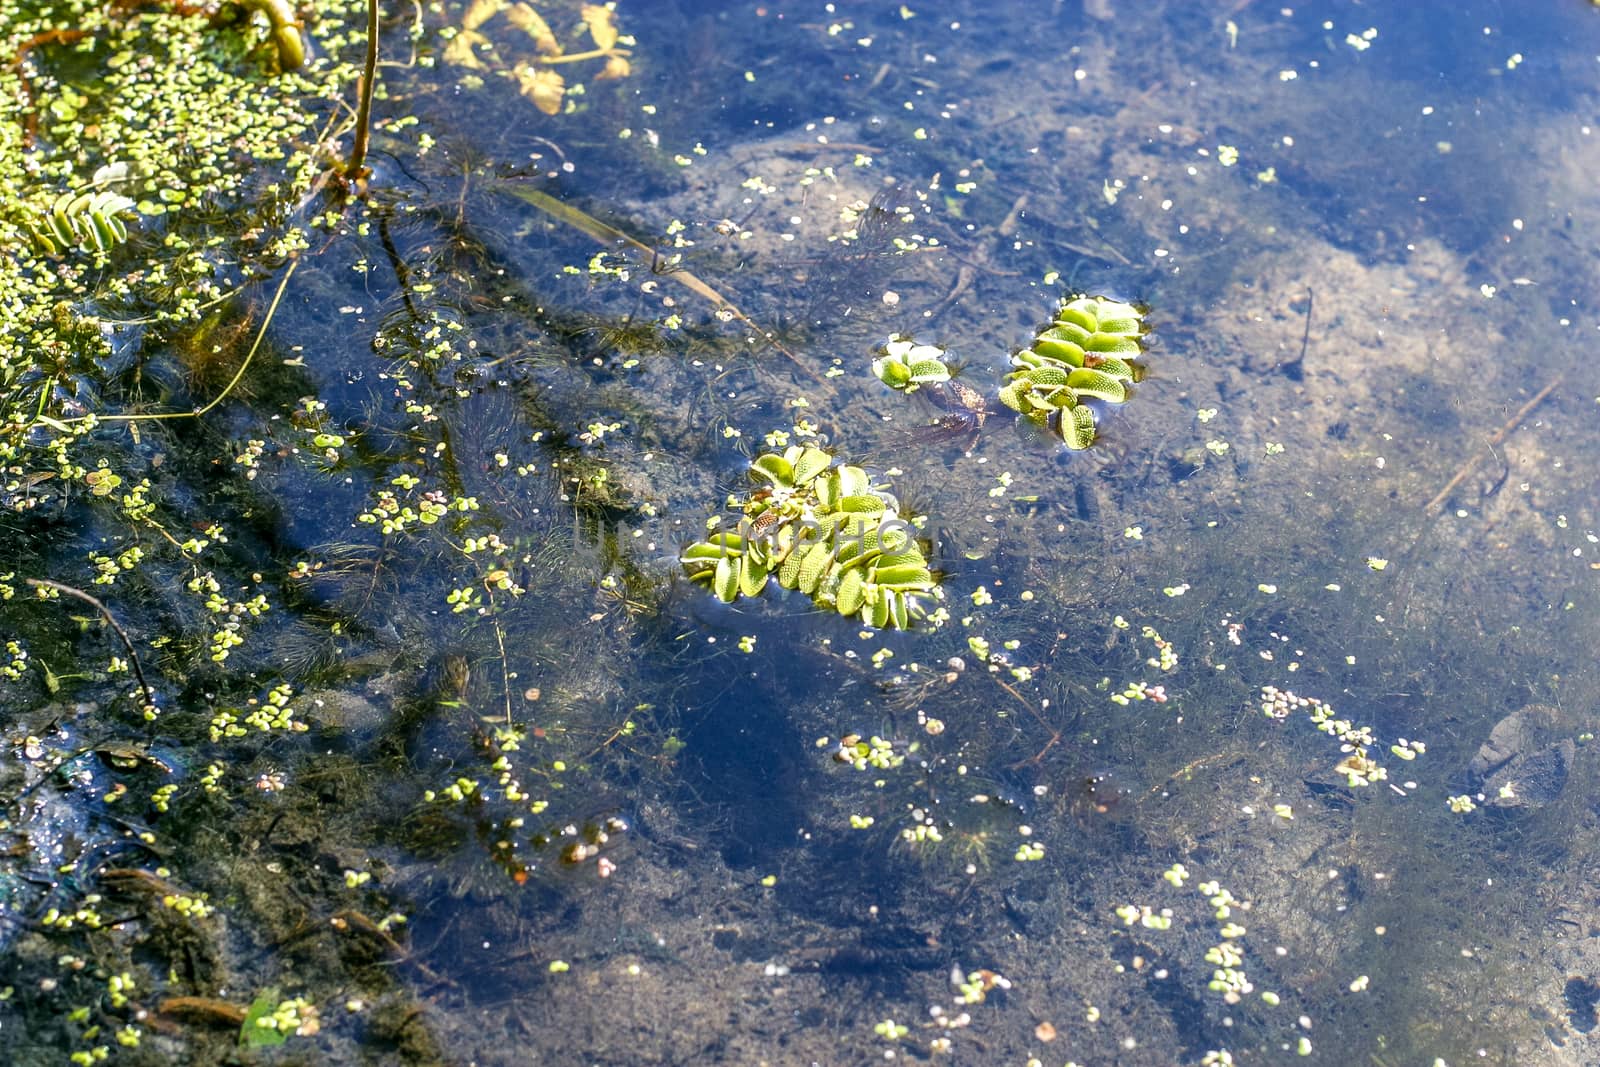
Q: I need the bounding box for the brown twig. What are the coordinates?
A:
[331,909,449,984]
[993,674,1063,768]
[345,0,379,180]
[9,28,89,147]
[25,578,155,710]
[1423,376,1562,515]
[158,996,249,1028]
[927,193,1029,323]
[1280,286,1311,380]
[158,998,248,1030]
[489,609,513,725]
[1144,752,1247,800]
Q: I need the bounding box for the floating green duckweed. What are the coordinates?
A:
[681,446,943,629]
[1000,295,1148,449]
[871,335,952,392]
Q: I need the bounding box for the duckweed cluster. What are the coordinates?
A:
[681,445,943,629]
[1,0,363,416]
[1259,685,1418,787]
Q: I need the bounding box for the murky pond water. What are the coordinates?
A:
[3,1,1599,1064]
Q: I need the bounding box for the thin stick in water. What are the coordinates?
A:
[25,578,156,711]
[1422,376,1562,515]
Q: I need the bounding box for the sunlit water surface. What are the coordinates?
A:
[5,1,1600,1065]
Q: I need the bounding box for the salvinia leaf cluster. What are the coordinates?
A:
[999,295,1147,449]
[681,446,943,629]
[871,335,952,392]
[23,187,138,257]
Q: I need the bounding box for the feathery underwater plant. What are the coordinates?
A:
[1000,295,1148,449]
[681,446,943,629]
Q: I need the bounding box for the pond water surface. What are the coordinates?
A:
[4,1,1600,1065]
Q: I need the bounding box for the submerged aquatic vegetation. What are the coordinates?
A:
[681,445,943,629]
[1000,295,1148,449]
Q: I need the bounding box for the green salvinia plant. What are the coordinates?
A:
[999,295,1148,449]
[23,186,139,257]
[681,445,944,629]
[871,335,952,392]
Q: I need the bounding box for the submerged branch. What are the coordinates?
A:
[1422,375,1562,516]
[497,182,825,383]
[25,578,156,711]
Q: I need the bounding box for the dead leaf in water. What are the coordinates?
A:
[506,3,561,55]
[582,4,620,51]
[443,29,491,69]
[462,0,506,32]
[516,66,566,115]
[596,54,631,81]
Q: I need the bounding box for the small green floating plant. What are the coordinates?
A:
[23,183,139,258]
[1000,294,1148,449]
[681,445,943,629]
[871,335,952,393]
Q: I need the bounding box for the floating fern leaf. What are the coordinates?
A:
[26,188,139,257]
[1097,314,1143,335]
[997,381,1027,413]
[1056,305,1099,333]
[751,444,833,490]
[1031,337,1087,366]
[872,563,934,591]
[836,466,871,498]
[999,367,1078,419]
[1004,293,1150,449]
[751,453,794,487]
[1087,355,1138,381]
[712,554,740,602]
[836,567,866,616]
[872,335,953,393]
[1085,333,1141,355]
[682,449,943,628]
[796,539,836,596]
[791,446,832,486]
[888,590,911,630]
[1067,368,1127,403]
[739,555,771,598]
[875,359,912,388]
[837,494,886,514]
[1057,405,1098,450]
[878,526,912,555]
[777,546,809,589]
